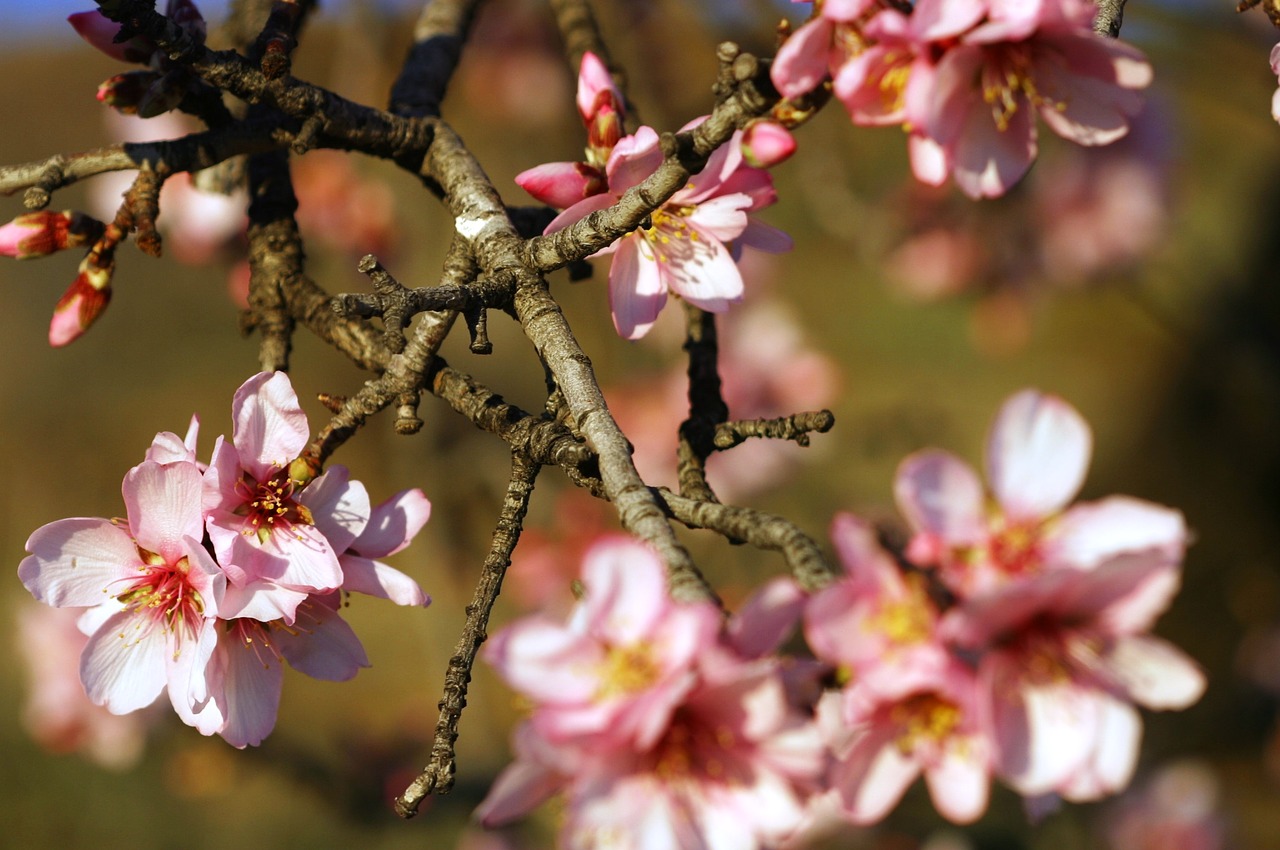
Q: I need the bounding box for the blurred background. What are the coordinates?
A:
[1,0,1277,847]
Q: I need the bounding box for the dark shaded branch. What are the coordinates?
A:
[677,305,729,503]
[243,149,300,372]
[395,451,541,817]
[389,0,486,118]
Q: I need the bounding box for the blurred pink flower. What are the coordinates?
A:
[479,548,824,848]
[807,516,994,824]
[895,389,1187,597]
[483,537,720,751]
[1104,760,1226,850]
[943,552,1205,799]
[15,603,155,769]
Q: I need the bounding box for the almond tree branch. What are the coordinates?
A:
[1093,0,1128,36]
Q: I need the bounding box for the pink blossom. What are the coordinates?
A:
[805,515,994,823]
[920,0,1153,198]
[19,459,225,720]
[483,536,721,751]
[183,600,372,748]
[545,125,790,339]
[203,372,370,622]
[894,389,1187,597]
[478,554,825,848]
[943,552,1205,798]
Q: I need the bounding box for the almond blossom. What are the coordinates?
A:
[942,551,1206,799]
[920,0,1153,198]
[203,371,370,623]
[894,389,1187,597]
[544,124,790,339]
[19,458,225,720]
[478,538,825,848]
[806,515,994,824]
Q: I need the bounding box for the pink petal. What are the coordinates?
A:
[484,617,604,703]
[231,371,310,478]
[205,625,285,748]
[737,219,793,255]
[352,488,432,558]
[894,450,986,544]
[274,602,370,680]
[218,580,309,623]
[1047,497,1186,570]
[80,608,168,714]
[1104,634,1205,710]
[606,127,663,193]
[926,742,992,823]
[1057,696,1141,802]
[1053,551,1180,632]
[299,465,370,554]
[475,752,566,826]
[1033,35,1149,146]
[516,161,604,209]
[545,191,618,237]
[608,235,667,340]
[727,577,806,659]
[770,18,836,99]
[338,555,430,606]
[579,537,669,644]
[832,727,922,823]
[20,518,142,608]
[122,460,204,564]
[576,51,621,120]
[985,389,1092,520]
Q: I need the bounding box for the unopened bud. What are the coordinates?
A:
[165,0,207,43]
[48,256,113,347]
[740,120,797,169]
[0,211,105,259]
[97,70,158,113]
[136,71,187,118]
[576,52,625,125]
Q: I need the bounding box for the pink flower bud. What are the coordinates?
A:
[740,121,797,168]
[576,51,624,124]
[0,212,105,260]
[49,257,113,347]
[67,11,156,64]
[96,71,158,114]
[586,103,622,162]
[515,161,606,209]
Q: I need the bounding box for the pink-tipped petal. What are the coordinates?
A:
[608,235,667,340]
[230,371,310,475]
[894,449,986,544]
[122,460,204,565]
[20,519,141,608]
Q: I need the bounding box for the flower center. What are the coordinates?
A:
[980,45,1064,132]
[891,693,962,754]
[595,642,661,699]
[114,552,206,644]
[867,573,935,645]
[987,517,1043,576]
[236,470,314,543]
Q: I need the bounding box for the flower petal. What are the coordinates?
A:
[986,389,1092,520]
[231,371,309,478]
[20,518,142,608]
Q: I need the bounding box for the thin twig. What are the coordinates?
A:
[395,451,541,817]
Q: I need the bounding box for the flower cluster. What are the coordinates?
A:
[477,537,825,848]
[517,53,791,339]
[807,389,1203,823]
[17,372,431,748]
[478,390,1202,844]
[773,0,1153,198]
